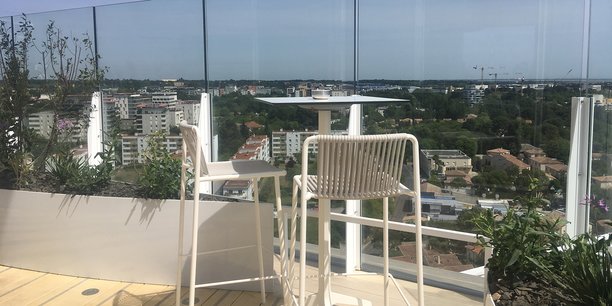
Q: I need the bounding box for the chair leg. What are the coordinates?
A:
[188,185,200,306]
[383,197,389,306]
[274,176,292,305]
[253,179,266,304]
[176,164,187,306]
[299,192,308,306]
[289,179,299,290]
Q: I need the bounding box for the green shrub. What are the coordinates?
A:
[536,234,611,306]
[475,178,612,305]
[46,145,115,195]
[5,152,33,188]
[137,132,182,199]
[474,178,563,287]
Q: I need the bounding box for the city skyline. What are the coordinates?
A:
[2,0,611,81]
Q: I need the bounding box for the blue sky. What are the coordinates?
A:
[2,0,611,81]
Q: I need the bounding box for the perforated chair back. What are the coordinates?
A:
[291,133,423,306]
[179,121,209,176]
[303,134,409,200]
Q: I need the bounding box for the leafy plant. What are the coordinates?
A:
[47,150,86,186]
[137,131,182,199]
[0,16,34,183]
[47,147,114,195]
[5,152,33,188]
[535,234,611,306]
[1,16,107,189]
[32,20,105,172]
[474,177,564,287]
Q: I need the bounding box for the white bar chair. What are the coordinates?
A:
[289,134,424,306]
[176,121,290,306]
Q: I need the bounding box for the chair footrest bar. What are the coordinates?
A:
[193,275,280,288]
[178,244,258,257]
[389,274,413,305]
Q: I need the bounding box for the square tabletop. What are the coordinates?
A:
[255,95,409,111]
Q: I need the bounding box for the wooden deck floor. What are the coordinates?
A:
[0,264,481,306]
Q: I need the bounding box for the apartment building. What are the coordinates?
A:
[26,110,55,138]
[27,110,86,143]
[135,105,169,135]
[113,94,150,120]
[120,134,182,165]
[406,192,465,221]
[464,85,485,104]
[486,148,530,172]
[222,135,272,200]
[420,149,472,177]
[167,108,184,128]
[176,100,200,125]
[271,129,348,159]
[151,91,177,107]
[529,156,566,175]
[231,135,270,162]
[520,143,546,161]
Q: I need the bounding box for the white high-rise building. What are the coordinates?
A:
[176,100,200,125]
[135,105,169,135]
[271,129,347,159]
[151,92,178,107]
[121,134,182,165]
[26,111,55,138]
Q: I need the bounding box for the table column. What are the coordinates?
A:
[317,110,332,305]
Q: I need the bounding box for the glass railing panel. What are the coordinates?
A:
[92,0,204,187]
[206,0,354,207]
[3,8,98,173]
[590,102,612,235]
[25,8,95,82]
[360,227,484,290]
[587,0,612,236]
[97,0,204,81]
[207,0,354,82]
[356,0,584,277]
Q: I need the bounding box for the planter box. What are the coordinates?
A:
[0,189,273,290]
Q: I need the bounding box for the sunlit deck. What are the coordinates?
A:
[0,263,481,306]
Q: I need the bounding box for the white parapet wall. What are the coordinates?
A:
[0,189,273,291]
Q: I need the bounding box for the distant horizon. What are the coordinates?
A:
[93,78,612,84]
[3,0,609,81]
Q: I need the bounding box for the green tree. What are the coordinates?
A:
[456,207,487,232]
[218,119,245,160]
[0,17,34,186]
[32,21,103,171]
[514,169,549,194]
[138,131,182,199]
[455,135,477,157]
[449,177,468,189]
[543,137,570,163]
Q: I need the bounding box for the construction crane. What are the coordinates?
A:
[473,66,484,86]
[515,72,525,96]
[474,66,494,87]
[488,72,508,91]
[489,73,497,90]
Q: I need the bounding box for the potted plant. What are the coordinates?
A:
[474,178,612,305]
[536,232,611,305]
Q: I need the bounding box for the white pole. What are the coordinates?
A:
[197,93,212,194]
[87,92,103,166]
[566,97,592,237]
[345,104,362,274]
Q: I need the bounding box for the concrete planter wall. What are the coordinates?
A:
[0,189,273,290]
